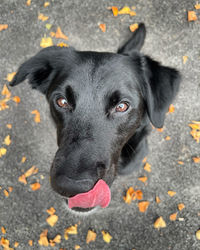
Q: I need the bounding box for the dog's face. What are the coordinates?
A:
[11,24,180,212]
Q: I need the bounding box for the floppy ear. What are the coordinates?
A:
[118,23,146,54]
[10,46,73,94]
[140,55,181,128]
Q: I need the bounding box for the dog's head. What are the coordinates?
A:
[10,24,180,212]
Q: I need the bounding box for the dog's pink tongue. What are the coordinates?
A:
[68,180,111,209]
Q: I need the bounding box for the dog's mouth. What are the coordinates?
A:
[64,179,111,212]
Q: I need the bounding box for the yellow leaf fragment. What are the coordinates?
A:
[156,196,161,203]
[8,187,13,193]
[178,161,184,165]
[102,231,112,243]
[18,174,27,185]
[57,42,69,47]
[38,13,49,22]
[38,229,49,247]
[86,230,97,244]
[183,56,188,64]
[75,245,81,249]
[45,23,52,30]
[118,6,136,16]
[12,96,21,103]
[170,212,177,221]
[55,27,68,40]
[99,23,106,32]
[21,156,26,163]
[40,37,53,48]
[3,135,11,146]
[0,148,7,158]
[138,176,147,183]
[46,214,58,227]
[6,72,16,83]
[14,241,19,248]
[142,157,147,163]
[138,201,150,213]
[196,229,200,240]
[6,124,12,129]
[144,162,151,172]
[1,227,6,234]
[30,182,41,191]
[154,216,166,229]
[165,136,171,141]
[28,240,33,246]
[178,203,185,211]
[167,190,176,197]
[46,207,56,215]
[189,121,200,143]
[26,0,31,6]
[1,84,11,98]
[195,4,200,9]
[31,110,40,123]
[44,2,50,7]
[64,224,78,240]
[193,157,200,163]
[123,186,135,204]
[0,237,10,248]
[4,189,9,197]
[49,234,61,246]
[129,23,138,33]
[24,166,38,178]
[0,24,8,32]
[168,104,175,113]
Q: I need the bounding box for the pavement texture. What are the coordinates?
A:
[0,0,200,250]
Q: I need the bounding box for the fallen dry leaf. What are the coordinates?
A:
[24,166,38,178]
[178,161,184,165]
[44,2,50,7]
[154,216,166,229]
[26,0,31,6]
[193,157,200,163]
[49,235,61,247]
[196,229,200,240]
[102,231,112,243]
[169,212,177,221]
[144,162,151,172]
[188,11,197,21]
[189,121,200,143]
[6,124,12,129]
[86,230,97,244]
[183,56,188,64]
[129,23,138,32]
[46,207,56,215]
[38,229,49,247]
[0,24,8,32]
[168,104,175,113]
[0,237,10,248]
[99,23,106,32]
[40,37,53,48]
[28,240,33,246]
[6,72,16,82]
[52,27,68,40]
[138,201,150,213]
[167,190,176,197]
[64,224,78,240]
[46,214,58,227]
[31,110,40,123]
[142,157,147,163]
[57,42,69,47]
[3,189,9,197]
[8,187,13,193]
[1,227,6,234]
[1,84,11,98]
[195,4,200,9]
[21,156,26,163]
[118,6,136,16]
[30,182,41,191]
[0,148,7,158]
[12,96,21,103]
[165,136,171,141]
[138,176,147,183]
[156,196,161,203]
[75,245,81,249]
[38,13,49,22]
[123,186,135,204]
[3,135,11,146]
[14,242,19,248]
[157,128,164,132]
[111,6,118,16]
[45,23,52,30]
[135,190,143,200]
[178,203,185,211]
[18,174,27,185]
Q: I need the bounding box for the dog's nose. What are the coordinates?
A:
[51,174,95,198]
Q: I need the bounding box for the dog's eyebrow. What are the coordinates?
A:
[65,85,76,106]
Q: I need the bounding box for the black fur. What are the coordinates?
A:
[10,23,181,211]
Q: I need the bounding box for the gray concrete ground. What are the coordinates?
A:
[0,0,200,249]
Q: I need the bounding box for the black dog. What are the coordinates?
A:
[10,23,181,212]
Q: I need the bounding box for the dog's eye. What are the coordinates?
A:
[56,98,68,108]
[115,102,129,112]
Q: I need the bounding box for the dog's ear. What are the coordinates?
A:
[140,55,181,128]
[10,46,73,94]
[118,23,146,54]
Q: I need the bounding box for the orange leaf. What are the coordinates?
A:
[178,203,185,211]
[0,24,8,32]
[1,84,11,98]
[195,4,200,9]
[31,110,40,123]
[21,156,26,163]
[6,124,12,129]
[38,229,49,247]
[38,13,49,22]
[0,237,10,248]
[156,196,161,203]
[138,201,150,212]
[14,242,19,248]
[86,230,97,244]
[18,174,27,185]
[8,187,13,193]
[129,23,138,32]
[165,136,171,141]
[30,182,41,191]
[24,166,38,178]
[178,161,184,165]
[46,214,58,227]
[57,42,68,47]
[188,11,197,21]
[12,96,21,103]
[138,176,147,183]
[123,186,135,204]
[75,245,81,250]
[168,104,175,113]
[118,6,136,16]
[144,162,151,172]
[157,128,164,132]
[4,189,9,197]
[1,227,6,234]
[167,190,176,197]
[28,240,33,246]
[6,72,16,82]
[154,216,166,229]
[44,2,50,7]
[99,23,106,32]
[142,157,147,163]
[111,6,118,16]
[46,207,56,215]
[55,27,68,40]
[169,212,177,221]
[135,190,143,200]
[193,157,200,163]
[26,0,31,6]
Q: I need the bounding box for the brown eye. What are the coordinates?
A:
[56,98,68,108]
[115,102,129,112]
